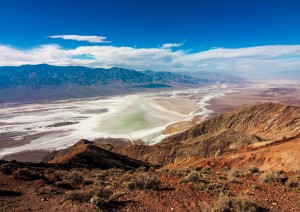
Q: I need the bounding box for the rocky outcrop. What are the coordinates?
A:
[43,139,152,170]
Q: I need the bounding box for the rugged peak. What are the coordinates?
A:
[43,140,152,170]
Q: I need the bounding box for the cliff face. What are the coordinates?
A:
[111,103,300,165]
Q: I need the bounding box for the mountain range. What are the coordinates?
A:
[0,64,243,103]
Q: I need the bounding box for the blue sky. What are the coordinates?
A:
[0,0,300,77]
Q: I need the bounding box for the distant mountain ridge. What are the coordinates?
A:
[0,64,243,103]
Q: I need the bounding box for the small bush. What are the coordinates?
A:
[14,168,44,181]
[249,167,260,174]
[0,164,13,175]
[53,181,73,190]
[180,171,201,183]
[285,178,299,188]
[251,184,262,190]
[201,167,211,174]
[67,190,93,203]
[126,173,161,190]
[214,197,265,212]
[207,183,223,191]
[83,179,94,186]
[93,187,124,203]
[136,166,147,172]
[194,166,203,171]
[177,169,192,177]
[231,169,242,178]
[64,173,84,185]
[194,182,207,191]
[260,171,287,183]
[97,171,109,180]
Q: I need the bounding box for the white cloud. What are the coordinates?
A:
[47,35,110,43]
[1,43,300,78]
[162,43,183,49]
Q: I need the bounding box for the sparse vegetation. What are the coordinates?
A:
[180,171,202,183]
[249,166,260,174]
[285,178,299,188]
[231,169,243,178]
[126,173,161,190]
[0,164,13,175]
[260,171,287,183]
[213,197,265,212]
[13,168,44,181]
[66,190,94,203]
[52,181,73,190]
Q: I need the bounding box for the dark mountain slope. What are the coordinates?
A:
[0,64,243,103]
[42,139,152,170]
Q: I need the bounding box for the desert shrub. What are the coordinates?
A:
[201,167,211,174]
[260,171,287,183]
[217,171,228,180]
[91,187,124,207]
[220,167,231,172]
[148,166,156,172]
[285,178,299,188]
[251,184,262,190]
[180,171,201,183]
[66,190,94,203]
[14,168,44,181]
[178,169,192,176]
[207,183,223,191]
[198,201,213,212]
[214,197,265,212]
[83,179,94,186]
[228,177,242,184]
[248,167,260,174]
[126,173,161,190]
[231,169,243,178]
[64,173,84,185]
[120,172,133,182]
[136,166,147,172]
[194,182,207,191]
[53,181,73,190]
[97,170,109,180]
[194,166,204,171]
[0,164,13,175]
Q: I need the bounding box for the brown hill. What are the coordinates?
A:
[164,134,300,172]
[43,139,152,170]
[111,103,300,166]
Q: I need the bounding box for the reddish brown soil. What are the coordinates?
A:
[164,136,300,172]
[1,165,300,211]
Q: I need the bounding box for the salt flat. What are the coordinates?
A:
[0,84,233,157]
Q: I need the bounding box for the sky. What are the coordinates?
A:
[0,0,300,77]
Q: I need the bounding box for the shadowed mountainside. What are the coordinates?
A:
[42,139,153,170]
[0,64,243,103]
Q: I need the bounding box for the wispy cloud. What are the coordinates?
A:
[162,43,184,49]
[47,35,111,43]
[1,43,300,78]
